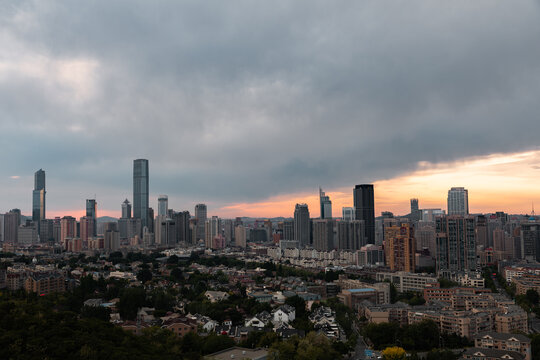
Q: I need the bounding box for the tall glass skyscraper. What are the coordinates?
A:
[353,184,375,244]
[319,187,332,219]
[133,159,149,229]
[32,169,46,223]
[86,199,97,236]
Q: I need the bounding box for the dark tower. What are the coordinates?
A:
[133,159,149,229]
[353,184,375,244]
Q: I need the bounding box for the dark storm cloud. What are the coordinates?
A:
[1,0,540,214]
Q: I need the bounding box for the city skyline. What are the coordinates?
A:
[4,149,540,220]
[1,2,540,220]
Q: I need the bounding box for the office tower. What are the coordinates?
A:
[319,187,332,219]
[263,219,272,241]
[18,221,38,245]
[32,169,46,225]
[133,159,149,229]
[313,219,335,251]
[353,184,375,244]
[251,228,268,243]
[342,207,355,221]
[189,219,198,244]
[4,210,21,244]
[223,219,234,245]
[410,199,419,213]
[195,204,207,241]
[173,211,190,245]
[436,216,476,273]
[39,219,53,243]
[337,220,365,251]
[85,199,97,237]
[385,223,416,272]
[52,217,61,243]
[415,221,436,255]
[283,219,294,240]
[235,225,247,248]
[520,219,540,261]
[204,216,221,248]
[122,199,132,218]
[410,198,421,222]
[422,209,445,222]
[60,216,77,248]
[147,207,154,233]
[0,214,4,243]
[158,195,168,217]
[80,216,95,243]
[476,215,488,249]
[157,218,176,246]
[447,187,469,216]
[294,204,310,247]
[104,222,119,251]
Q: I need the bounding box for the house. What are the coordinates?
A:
[462,348,524,360]
[245,315,268,329]
[162,318,197,337]
[276,325,305,339]
[272,305,296,325]
[248,291,273,303]
[204,290,229,303]
[474,333,531,360]
[203,319,219,332]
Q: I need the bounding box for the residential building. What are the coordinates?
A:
[436,216,476,273]
[375,272,438,293]
[385,223,416,272]
[474,333,531,360]
[313,219,334,251]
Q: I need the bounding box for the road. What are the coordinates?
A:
[350,335,374,360]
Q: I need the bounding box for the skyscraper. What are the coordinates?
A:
[294,203,310,247]
[121,199,132,219]
[133,159,149,229]
[353,184,375,244]
[447,187,469,216]
[86,199,97,236]
[313,219,334,251]
[32,169,46,224]
[436,215,476,273]
[158,195,168,217]
[319,187,332,219]
[194,204,207,241]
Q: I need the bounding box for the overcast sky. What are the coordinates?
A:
[1,1,540,217]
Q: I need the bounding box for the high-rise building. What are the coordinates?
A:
[195,204,207,241]
[121,199,132,219]
[319,187,332,219]
[337,220,365,251]
[133,159,149,229]
[39,219,54,243]
[342,207,355,221]
[0,214,3,243]
[4,210,21,244]
[447,187,469,216]
[173,211,191,245]
[520,219,540,261]
[204,216,221,248]
[294,204,310,247]
[158,195,168,217]
[410,199,419,213]
[86,199,97,237]
[410,198,421,222]
[436,216,476,273]
[32,169,46,225]
[158,218,176,246]
[385,223,416,272]
[235,225,247,248]
[223,219,234,245]
[313,219,335,251]
[283,219,294,240]
[476,215,488,249]
[104,222,120,252]
[60,216,77,248]
[80,216,95,243]
[353,184,375,244]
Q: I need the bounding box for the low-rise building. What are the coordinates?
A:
[24,272,64,295]
[462,347,524,360]
[474,333,532,360]
[375,271,438,293]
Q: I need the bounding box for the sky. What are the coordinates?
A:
[1,1,540,219]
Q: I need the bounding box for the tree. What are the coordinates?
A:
[526,289,539,305]
[285,295,307,318]
[382,346,406,360]
[137,269,153,283]
[118,287,146,320]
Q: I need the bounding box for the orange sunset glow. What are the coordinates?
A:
[216,149,540,218]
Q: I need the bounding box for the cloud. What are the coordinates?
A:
[1,1,540,216]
